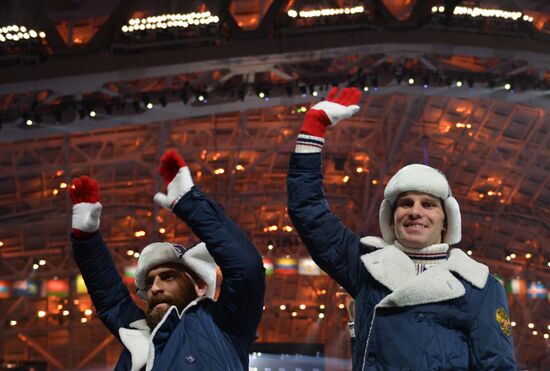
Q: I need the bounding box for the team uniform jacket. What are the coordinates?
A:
[287,153,516,371]
[72,186,265,371]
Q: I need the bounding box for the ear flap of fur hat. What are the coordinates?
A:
[379,199,394,243]
[379,164,462,245]
[442,196,461,245]
[135,242,216,301]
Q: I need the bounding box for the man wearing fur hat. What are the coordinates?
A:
[70,150,265,370]
[287,87,516,370]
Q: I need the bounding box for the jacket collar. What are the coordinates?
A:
[359,236,489,308]
[119,319,150,371]
[118,296,210,371]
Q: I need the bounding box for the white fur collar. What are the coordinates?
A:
[360,236,391,249]
[359,238,416,292]
[359,236,489,308]
[443,248,489,289]
[119,319,150,371]
[119,296,210,371]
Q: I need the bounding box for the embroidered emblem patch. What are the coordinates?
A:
[171,243,186,259]
[495,307,511,336]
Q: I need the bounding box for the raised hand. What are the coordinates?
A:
[300,87,362,138]
[70,176,102,237]
[154,150,194,210]
[157,149,187,185]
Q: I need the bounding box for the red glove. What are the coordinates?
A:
[157,150,187,185]
[154,150,194,210]
[300,87,362,138]
[70,176,102,240]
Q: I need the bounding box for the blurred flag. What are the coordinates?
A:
[275,257,298,275]
[0,280,10,299]
[75,274,88,294]
[298,258,321,276]
[505,278,527,301]
[45,279,69,298]
[123,265,137,285]
[527,281,547,299]
[262,257,273,276]
[12,280,41,297]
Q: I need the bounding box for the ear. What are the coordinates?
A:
[440,221,447,244]
[193,278,208,297]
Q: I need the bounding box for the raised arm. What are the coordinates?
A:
[70,176,144,337]
[154,150,265,343]
[287,87,366,297]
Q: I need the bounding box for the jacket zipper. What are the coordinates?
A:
[361,306,379,369]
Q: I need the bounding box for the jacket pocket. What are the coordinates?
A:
[432,321,469,370]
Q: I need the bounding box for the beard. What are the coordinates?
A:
[145,292,196,329]
[146,306,168,329]
[146,295,179,329]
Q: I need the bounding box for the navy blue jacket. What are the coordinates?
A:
[287,153,516,371]
[73,186,265,370]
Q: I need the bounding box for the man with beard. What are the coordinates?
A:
[287,87,516,370]
[70,150,265,370]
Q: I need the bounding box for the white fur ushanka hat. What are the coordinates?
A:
[379,164,461,245]
[135,242,216,301]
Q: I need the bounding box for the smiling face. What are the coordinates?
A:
[392,191,446,249]
[144,262,205,329]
